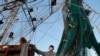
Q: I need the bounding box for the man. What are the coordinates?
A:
[34,45,56,56]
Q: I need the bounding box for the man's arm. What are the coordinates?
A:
[35,49,45,55]
[33,45,46,55]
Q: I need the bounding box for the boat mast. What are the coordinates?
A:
[0,0,22,45]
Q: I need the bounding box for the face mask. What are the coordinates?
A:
[49,47,53,51]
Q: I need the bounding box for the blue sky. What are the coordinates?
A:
[0,0,100,56]
[84,0,100,43]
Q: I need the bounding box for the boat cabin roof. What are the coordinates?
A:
[0,44,34,56]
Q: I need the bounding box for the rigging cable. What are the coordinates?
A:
[38,28,60,42]
[22,5,32,25]
[8,2,64,44]
[89,20,100,34]
[0,0,63,44]
[36,16,61,44]
[93,16,100,24]
[83,1,100,17]
[36,23,55,44]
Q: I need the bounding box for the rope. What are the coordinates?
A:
[36,18,58,44]
[83,1,100,17]
[1,2,22,45]
[93,16,100,24]
[89,19,100,35]
[38,28,60,42]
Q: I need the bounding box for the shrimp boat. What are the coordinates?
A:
[0,0,100,56]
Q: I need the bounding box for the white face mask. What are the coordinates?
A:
[49,47,53,51]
